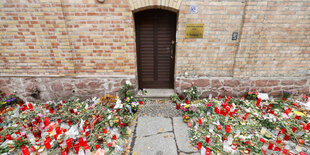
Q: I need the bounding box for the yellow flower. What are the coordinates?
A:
[184,105,190,108]
[294,111,305,116]
[1,102,6,105]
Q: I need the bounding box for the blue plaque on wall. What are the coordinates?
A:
[232,32,238,40]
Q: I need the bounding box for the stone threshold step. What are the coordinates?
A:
[138,89,175,98]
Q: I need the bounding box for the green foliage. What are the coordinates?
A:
[170,94,181,103]
[183,85,200,100]
[282,91,293,99]
[119,82,134,101]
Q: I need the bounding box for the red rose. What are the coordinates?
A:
[139,101,143,105]
[112,135,117,140]
[185,100,190,104]
[245,141,250,145]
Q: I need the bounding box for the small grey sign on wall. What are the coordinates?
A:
[190,5,198,14]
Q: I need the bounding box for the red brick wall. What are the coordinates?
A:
[0,0,136,76]
[0,0,309,100]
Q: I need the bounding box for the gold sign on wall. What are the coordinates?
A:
[185,24,204,38]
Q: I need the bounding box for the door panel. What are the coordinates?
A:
[135,9,176,88]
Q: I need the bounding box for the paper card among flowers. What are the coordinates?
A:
[257,93,269,100]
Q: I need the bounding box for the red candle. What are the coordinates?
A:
[225,106,230,113]
[206,135,210,143]
[214,107,219,114]
[112,135,117,140]
[54,134,58,140]
[5,134,13,140]
[257,98,261,107]
[46,136,51,142]
[50,108,54,114]
[66,139,72,149]
[307,123,310,130]
[32,121,37,126]
[220,110,224,116]
[198,118,202,125]
[226,125,231,133]
[28,103,33,111]
[79,137,84,147]
[284,134,290,141]
[30,146,36,152]
[56,127,62,134]
[206,147,211,155]
[274,146,281,152]
[44,117,50,126]
[292,127,297,133]
[44,140,51,149]
[268,143,274,150]
[217,125,221,130]
[22,146,30,155]
[74,143,80,153]
[84,143,90,150]
[285,108,291,115]
[197,142,202,150]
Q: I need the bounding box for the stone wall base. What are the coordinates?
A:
[0,77,136,102]
[175,77,310,98]
[1,77,309,101]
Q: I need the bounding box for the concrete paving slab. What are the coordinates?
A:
[173,117,198,153]
[143,89,175,98]
[133,132,177,155]
[136,116,172,137]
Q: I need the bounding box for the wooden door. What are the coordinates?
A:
[135,9,176,88]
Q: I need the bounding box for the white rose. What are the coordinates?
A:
[125,80,131,86]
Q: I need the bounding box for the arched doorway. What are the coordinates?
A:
[135,9,177,89]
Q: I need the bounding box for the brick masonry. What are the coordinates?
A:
[0,0,309,101]
[175,77,309,98]
[0,77,136,102]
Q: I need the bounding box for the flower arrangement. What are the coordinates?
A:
[246,90,258,100]
[0,91,23,115]
[282,91,293,100]
[183,84,200,101]
[177,87,310,154]
[183,115,190,123]
[0,83,146,155]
